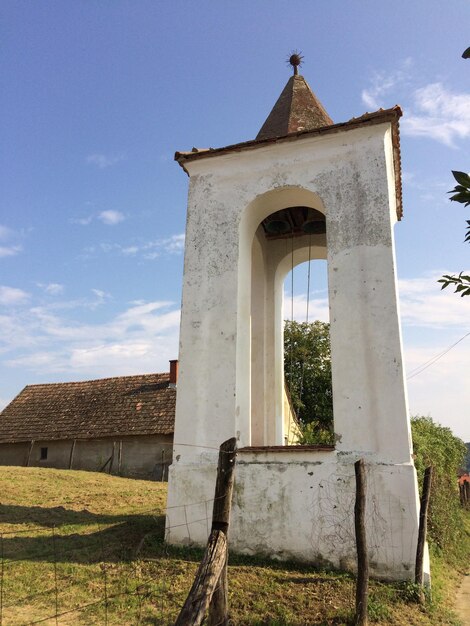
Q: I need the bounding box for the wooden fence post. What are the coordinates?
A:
[207,437,237,626]
[354,458,368,626]
[175,437,237,626]
[415,465,432,601]
[465,481,470,508]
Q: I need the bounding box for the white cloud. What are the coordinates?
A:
[91,288,111,302]
[161,233,185,254]
[37,283,64,295]
[0,226,14,240]
[0,225,23,258]
[283,292,330,323]
[0,245,22,258]
[70,215,94,226]
[86,153,125,169]
[362,60,470,147]
[121,246,139,256]
[98,210,126,225]
[1,293,180,381]
[396,270,469,439]
[142,235,186,259]
[361,59,413,110]
[71,211,126,227]
[401,83,470,147]
[404,341,470,441]
[283,271,470,329]
[0,286,30,306]
[86,233,186,260]
[398,272,470,328]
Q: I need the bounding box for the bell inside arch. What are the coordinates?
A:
[265,219,291,235]
[302,219,326,235]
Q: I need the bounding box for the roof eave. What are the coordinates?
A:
[175,107,403,220]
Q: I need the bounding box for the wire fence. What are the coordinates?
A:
[0,441,439,625]
[0,442,232,626]
[0,506,209,625]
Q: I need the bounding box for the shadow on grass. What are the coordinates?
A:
[1,503,352,592]
[0,503,162,527]
[0,503,166,564]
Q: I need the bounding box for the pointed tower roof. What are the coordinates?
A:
[256,55,333,140]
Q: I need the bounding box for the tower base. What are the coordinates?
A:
[166,448,430,583]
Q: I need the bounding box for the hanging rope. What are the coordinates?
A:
[286,228,295,443]
[290,227,294,389]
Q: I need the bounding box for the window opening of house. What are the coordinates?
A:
[40,447,48,460]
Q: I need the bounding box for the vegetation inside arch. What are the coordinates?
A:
[284,320,334,444]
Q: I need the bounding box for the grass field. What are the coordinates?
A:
[0,466,468,625]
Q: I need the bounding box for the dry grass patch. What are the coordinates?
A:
[0,466,467,625]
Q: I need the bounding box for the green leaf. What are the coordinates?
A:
[450,192,470,203]
[452,171,470,186]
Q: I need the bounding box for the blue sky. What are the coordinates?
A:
[1,1,469,440]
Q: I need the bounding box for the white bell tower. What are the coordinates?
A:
[166,56,428,582]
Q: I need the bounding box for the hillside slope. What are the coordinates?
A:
[0,466,467,625]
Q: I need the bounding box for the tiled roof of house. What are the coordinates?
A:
[0,372,176,443]
[256,74,333,140]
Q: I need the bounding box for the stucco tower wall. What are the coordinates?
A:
[172,123,411,460]
[167,122,423,580]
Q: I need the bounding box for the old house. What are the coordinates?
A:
[0,361,177,480]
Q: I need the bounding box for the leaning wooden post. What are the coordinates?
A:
[415,465,432,602]
[354,458,368,626]
[25,440,35,467]
[68,439,76,470]
[207,437,237,626]
[175,437,237,626]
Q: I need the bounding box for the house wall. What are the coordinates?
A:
[0,441,30,466]
[0,434,173,480]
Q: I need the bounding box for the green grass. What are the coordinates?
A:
[0,466,468,625]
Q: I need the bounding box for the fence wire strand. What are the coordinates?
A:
[0,452,438,625]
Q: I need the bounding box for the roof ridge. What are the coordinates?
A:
[23,371,169,389]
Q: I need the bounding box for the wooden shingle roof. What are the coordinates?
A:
[0,372,176,443]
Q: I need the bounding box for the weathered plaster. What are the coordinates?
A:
[167,122,427,581]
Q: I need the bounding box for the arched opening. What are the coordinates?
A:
[283,258,333,445]
[239,187,331,447]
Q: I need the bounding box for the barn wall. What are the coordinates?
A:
[0,434,173,480]
[0,442,30,466]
